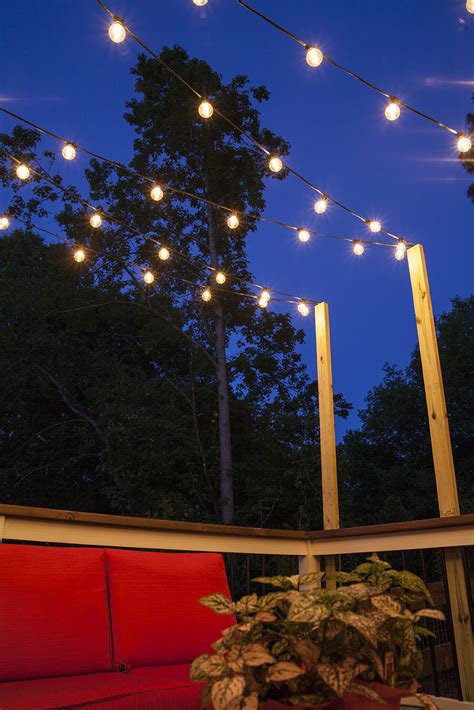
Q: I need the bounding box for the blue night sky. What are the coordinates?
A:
[1,0,473,437]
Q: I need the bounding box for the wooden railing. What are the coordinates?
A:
[0,504,473,700]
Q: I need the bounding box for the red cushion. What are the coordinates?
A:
[0,663,199,710]
[0,544,112,681]
[106,550,234,669]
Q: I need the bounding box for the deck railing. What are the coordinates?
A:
[0,504,473,700]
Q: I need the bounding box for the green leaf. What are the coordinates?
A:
[298,572,325,588]
[258,592,287,612]
[252,575,296,590]
[390,571,433,605]
[339,583,371,599]
[288,595,330,624]
[211,675,246,710]
[414,625,436,639]
[327,571,364,583]
[334,611,378,646]
[199,654,229,677]
[371,594,403,618]
[241,643,276,666]
[200,593,236,615]
[293,639,321,668]
[266,662,305,682]
[235,594,259,615]
[349,682,386,704]
[242,693,259,710]
[317,660,368,696]
[190,654,212,681]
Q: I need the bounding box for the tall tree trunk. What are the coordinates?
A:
[207,206,234,524]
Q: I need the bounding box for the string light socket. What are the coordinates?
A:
[198,100,214,119]
[368,220,381,233]
[90,213,102,228]
[314,197,328,214]
[227,214,239,229]
[0,216,10,230]
[268,156,283,173]
[144,270,155,284]
[457,134,472,153]
[215,271,226,285]
[297,301,310,316]
[298,229,310,243]
[353,240,365,256]
[385,100,401,122]
[62,143,77,160]
[201,287,212,302]
[16,164,30,180]
[150,185,164,201]
[108,21,126,43]
[74,248,86,263]
[305,46,324,68]
[158,246,170,261]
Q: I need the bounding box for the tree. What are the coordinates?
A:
[340,296,473,525]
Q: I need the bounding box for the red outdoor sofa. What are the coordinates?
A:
[0,544,233,709]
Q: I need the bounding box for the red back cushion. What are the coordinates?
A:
[106,550,234,669]
[0,544,112,681]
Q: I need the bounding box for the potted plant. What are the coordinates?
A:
[190,554,443,710]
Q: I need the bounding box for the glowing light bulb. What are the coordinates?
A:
[298,229,310,243]
[150,185,164,202]
[62,144,76,160]
[16,164,30,180]
[306,46,323,68]
[395,240,407,261]
[198,101,213,119]
[227,214,239,229]
[385,102,400,122]
[0,216,10,230]
[297,301,310,317]
[158,246,170,261]
[369,220,381,233]
[144,271,155,284]
[215,271,226,285]
[201,288,212,302]
[269,157,283,173]
[74,248,85,263]
[457,134,472,153]
[259,289,271,309]
[90,213,102,228]
[193,0,208,5]
[108,21,126,43]
[353,240,365,256]
[314,197,328,214]
[467,0,474,13]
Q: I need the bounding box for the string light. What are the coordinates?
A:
[227,214,239,229]
[108,21,126,43]
[198,100,213,119]
[62,143,77,160]
[237,0,467,151]
[368,220,381,233]
[314,197,328,214]
[74,248,86,262]
[258,288,271,308]
[90,213,103,228]
[144,270,155,284]
[158,246,170,261]
[385,101,400,122]
[16,164,30,180]
[201,287,212,302]
[298,229,310,243]
[394,239,407,261]
[268,156,283,173]
[305,46,324,68]
[457,134,472,154]
[353,240,364,256]
[215,271,226,284]
[297,301,310,316]
[150,185,164,201]
[193,0,208,5]
[0,216,9,230]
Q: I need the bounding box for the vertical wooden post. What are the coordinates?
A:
[407,244,474,700]
[315,303,339,589]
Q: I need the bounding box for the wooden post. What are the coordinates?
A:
[315,303,339,589]
[407,244,474,700]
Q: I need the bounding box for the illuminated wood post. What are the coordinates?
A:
[315,303,339,587]
[407,244,474,700]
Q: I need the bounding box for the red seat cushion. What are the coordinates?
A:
[0,663,199,710]
[106,550,234,669]
[0,544,112,681]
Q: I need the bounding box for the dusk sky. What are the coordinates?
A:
[2,0,473,436]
